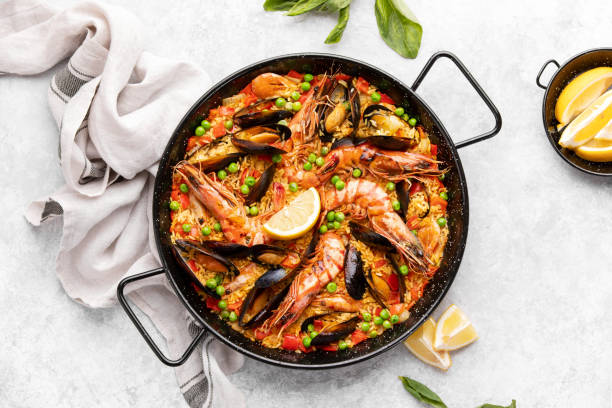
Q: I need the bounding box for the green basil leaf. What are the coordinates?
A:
[318,0,351,12]
[476,400,517,408]
[324,6,350,44]
[286,0,329,15]
[399,376,448,408]
[263,0,299,11]
[374,0,422,59]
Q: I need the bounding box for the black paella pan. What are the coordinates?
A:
[117,51,502,369]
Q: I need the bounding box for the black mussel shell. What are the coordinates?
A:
[347,83,360,138]
[300,315,360,346]
[188,151,244,173]
[250,243,290,265]
[233,100,293,128]
[365,136,414,151]
[330,136,366,151]
[362,104,393,119]
[388,255,406,303]
[396,180,410,218]
[361,104,415,151]
[349,221,393,249]
[198,241,251,258]
[238,270,291,328]
[172,244,220,298]
[231,124,291,155]
[320,82,349,141]
[245,164,275,205]
[175,239,240,277]
[254,266,290,288]
[344,244,366,300]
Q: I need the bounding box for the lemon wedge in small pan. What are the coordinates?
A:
[558,90,612,149]
[555,67,612,127]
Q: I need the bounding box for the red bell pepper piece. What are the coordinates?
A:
[409,181,424,195]
[287,70,304,80]
[374,259,387,269]
[355,77,370,94]
[188,260,197,273]
[407,215,420,230]
[212,122,226,138]
[374,307,382,317]
[429,196,448,211]
[281,334,299,350]
[389,303,405,316]
[313,319,323,332]
[206,296,221,312]
[178,193,190,210]
[351,330,369,345]
[387,273,399,292]
[318,344,338,352]
[379,92,394,104]
[430,144,438,156]
[240,83,254,95]
[335,73,351,81]
[219,106,235,117]
[255,328,269,341]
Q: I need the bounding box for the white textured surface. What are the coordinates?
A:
[2,0,612,406]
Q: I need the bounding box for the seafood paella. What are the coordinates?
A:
[168,70,449,352]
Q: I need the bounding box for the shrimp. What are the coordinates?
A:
[263,233,345,331]
[289,143,442,188]
[322,178,430,275]
[310,294,364,313]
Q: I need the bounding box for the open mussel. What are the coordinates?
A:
[187,136,245,172]
[319,81,361,143]
[245,164,275,205]
[360,105,418,151]
[197,239,292,266]
[250,243,291,265]
[365,256,405,308]
[349,221,393,250]
[233,99,293,128]
[231,124,291,155]
[300,314,360,346]
[396,180,410,218]
[344,244,366,300]
[196,241,252,258]
[238,266,291,328]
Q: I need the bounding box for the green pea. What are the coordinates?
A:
[249,206,259,216]
[215,285,225,296]
[201,226,211,236]
[331,175,340,185]
[224,119,233,130]
[399,264,409,275]
[352,168,362,178]
[386,182,395,191]
[321,146,329,156]
[228,311,238,322]
[217,169,227,180]
[275,97,286,107]
[310,331,318,338]
[382,320,392,329]
[327,222,335,230]
[307,323,315,332]
[315,157,325,167]
[370,92,381,102]
[291,91,300,101]
[308,153,317,163]
[362,312,372,322]
[180,183,189,193]
[303,73,314,82]
[201,120,212,130]
[303,162,313,171]
[302,336,312,347]
[272,154,282,163]
[169,200,180,211]
[195,126,205,136]
[335,180,345,190]
[206,279,217,289]
[343,101,351,111]
[319,225,328,234]
[394,107,405,116]
[332,221,341,230]
[392,200,401,211]
[182,223,191,232]
[379,309,390,320]
[439,191,449,201]
[278,119,288,126]
[213,222,221,232]
[240,185,250,195]
[408,118,417,126]
[390,314,399,324]
[437,217,447,227]
[334,212,345,222]
[301,82,311,91]
[338,340,348,350]
[368,330,378,338]
[326,282,337,293]
[220,310,230,319]
[411,230,418,236]
[292,101,302,112]
[327,211,336,222]
[373,316,383,326]
[245,176,256,187]
[402,113,409,121]
[285,102,293,111]
[218,300,228,310]
[360,322,371,332]
[227,162,239,173]
[289,182,298,192]
[438,173,445,181]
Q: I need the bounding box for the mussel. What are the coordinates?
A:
[196,241,252,258]
[233,99,293,128]
[408,179,430,218]
[231,124,291,155]
[344,244,366,300]
[396,180,410,218]
[196,240,291,266]
[300,314,360,346]
[365,256,406,308]
[319,81,361,143]
[361,105,419,150]
[238,266,291,328]
[245,164,275,205]
[349,221,393,250]
[187,136,245,172]
[330,136,366,151]
[250,243,291,265]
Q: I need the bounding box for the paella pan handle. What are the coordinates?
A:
[117,268,207,367]
[411,51,502,149]
[536,59,560,89]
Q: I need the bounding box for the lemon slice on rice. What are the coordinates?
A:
[263,187,320,240]
[433,304,478,351]
[555,67,612,127]
[404,318,452,371]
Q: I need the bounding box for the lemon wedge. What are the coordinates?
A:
[433,304,478,351]
[558,90,612,149]
[262,187,320,240]
[593,118,612,142]
[555,67,612,127]
[404,318,452,371]
[575,138,612,162]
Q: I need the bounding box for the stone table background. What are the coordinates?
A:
[1,0,611,406]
